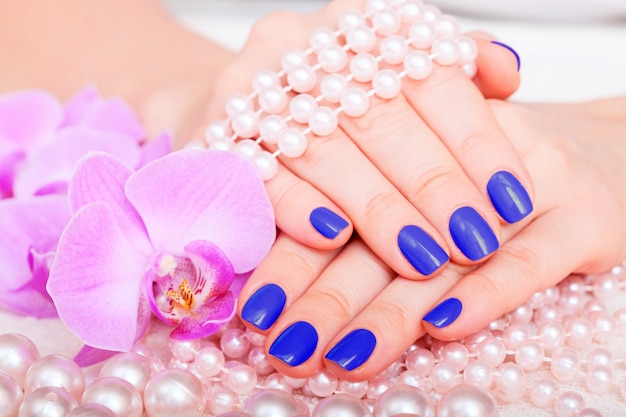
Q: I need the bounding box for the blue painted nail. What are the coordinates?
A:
[491,40,521,71]
[398,225,449,275]
[325,329,377,371]
[449,207,499,261]
[310,207,350,239]
[487,171,533,224]
[423,298,463,328]
[241,283,286,331]
[269,321,318,367]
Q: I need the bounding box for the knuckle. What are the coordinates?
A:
[362,189,399,222]
[456,123,493,156]
[249,11,308,45]
[306,287,356,320]
[368,298,412,326]
[408,164,459,202]
[274,245,319,280]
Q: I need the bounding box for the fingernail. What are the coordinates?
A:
[398,225,449,275]
[269,321,318,367]
[325,329,376,371]
[241,283,287,331]
[491,40,521,71]
[423,298,463,328]
[487,170,533,224]
[310,207,350,239]
[449,207,499,261]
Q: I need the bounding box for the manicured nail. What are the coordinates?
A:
[269,321,318,367]
[487,171,533,224]
[310,207,350,239]
[491,40,521,71]
[241,283,286,331]
[449,207,499,261]
[398,225,449,275]
[325,329,376,371]
[423,298,463,328]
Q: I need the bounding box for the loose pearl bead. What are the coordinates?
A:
[338,380,369,399]
[307,369,339,398]
[309,106,339,137]
[435,15,460,39]
[373,69,402,99]
[340,88,370,118]
[590,311,617,342]
[264,373,293,393]
[587,346,613,368]
[209,387,239,415]
[225,93,254,118]
[502,324,529,350]
[405,348,435,377]
[373,384,435,417]
[244,389,300,417]
[380,35,409,65]
[321,74,348,104]
[220,328,251,359]
[278,128,308,158]
[318,45,348,73]
[252,70,279,94]
[508,303,533,325]
[287,65,318,94]
[0,333,40,386]
[290,93,318,124]
[245,328,267,346]
[592,272,620,299]
[347,26,377,53]
[535,304,562,326]
[529,378,560,408]
[66,403,116,417]
[436,384,498,417]
[566,317,593,348]
[456,36,478,65]
[313,394,372,417]
[309,27,337,53]
[494,363,526,402]
[366,377,393,400]
[554,391,584,417]
[259,85,288,114]
[441,342,470,372]
[281,49,308,72]
[476,338,506,368]
[550,347,579,382]
[403,51,433,80]
[253,150,278,181]
[430,362,458,393]
[82,377,143,417]
[515,340,545,371]
[24,354,85,400]
[350,53,379,83]
[0,372,23,417]
[398,369,425,389]
[283,375,307,389]
[143,369,204,417]
[462,359,493,389]
[99,352,154,393]
[539,321,566,350]
[372,9,401,36]
[194,346,225,378]
[226,364,258,395]
[559,289,585,315]
[169,339,201,363]
[18,386,78,417]
[231,110,260,139]
[409,21,436,49]
[586,365,613,395]
[233,139,261,160]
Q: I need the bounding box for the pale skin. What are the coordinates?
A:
[2,0,626,382]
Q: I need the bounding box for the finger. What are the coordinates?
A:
[262,238,396,377]
[238,232,341,333]
[469,32,521,99]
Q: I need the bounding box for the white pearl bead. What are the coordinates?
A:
[247,346,274,375]
[338,380,369,399]
[405,348,435,377]
[233,139,261,160]
[436,384,498,417]
[253,150,278,181]
[143,369,204,417]
[398,369,425,389]
[281,49,308,72]
[0,333,39,386]
[350,53,379,83]
[169,339,201,363]
[226,364,258,395]
[614,307,626,335]
[204,120,233,144]
[0,372,23,417]
[463,359,493,389]
[578,408,604,417]
[529,378,560,408]
[494,362,526,403]
[313,394,371,417]
[409,21,436,49]
[550,347,579,382]
[432,38,459,66]
[339,11,366,32]
[283,375,308,389]
[372,9,401,36]
[365,0,386,13]
[508,303,533,325]
[82,377,143,417]
[441,342,470,372]
[366,376,393,400]
[347,26,377,53]
[259,85,288,114]
[380,35,409,65]
[590,311,617,342]
[586,365,613,395]
[208,135,234,152]
[554,390,584,417]
[423,4,442,21]
[252,69,279,94]
[99,352,154,393]
[372,69,402,99]
[259,115,287,145]
[225,93,254,118]
[430,362,458,393]
[476,338,506,368]
[307,369,338,398]
[309,106,339,137]
[462,62,478,78]
[67,403,116,417]
[514,340,545,371]
[559,289,585,315]
[340,88,370,117]
[373,384,435,417]
[220,328,251,359]
[309,27,337,53]
[194,346,225,378]
[397,0,424,24]
[264,373,293,393]
[320,74,348,104]
[243,389,300,417]
[208,387,239,415]
[231,109,260,139]
[290,93,318,124]
[19,386,78,417]
[403,51,433,80]
[566,317,593,348]
[456,36,478,65]
[587,347,613,369]
[502,324,529,350]
[318,45,348,73]
[287,65,318,94]
[24,354,85,400]
[278,128,308,158]
[435,15,460,38]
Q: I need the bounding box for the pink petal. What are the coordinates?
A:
[73,345,120,367]
[138,131,173,168]
[169,292,236,340]
[47,201,147,351]
[125,150,276,273]
[69,152,152,255]
[13,126,142,197]
[185,240,234,301]
[0,90,62,147]
[0,151,25,199]
[63,85,99,126]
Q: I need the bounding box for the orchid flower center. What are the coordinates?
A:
[166,279,194,310]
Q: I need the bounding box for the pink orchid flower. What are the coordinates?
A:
[47,150,275,352]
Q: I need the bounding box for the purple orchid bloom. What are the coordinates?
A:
[47,150,275,352]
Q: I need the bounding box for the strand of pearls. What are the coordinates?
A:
[200,0,478,181]
[2,264,626,417]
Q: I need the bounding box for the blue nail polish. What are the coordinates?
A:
[487,171,533,224]
[423,298,463,328]
[241,284,286,331]
[269,321,318,367]
[325,329,376,371]
[491,40,521,71]
[449,207,499,261]
[310,207,350,239]
[398,225,449,275]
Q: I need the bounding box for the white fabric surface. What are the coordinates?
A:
[2,1,626,416]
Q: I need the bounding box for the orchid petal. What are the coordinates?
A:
[73,345,120,367]
[126,150,275,273]
[185,240,234,301]
[63,85,99,126]
[169,291,235,340]
[69,152,152,254]
[47,201,147,351]
[0,151,25,199]
[0,90,62,147]
[0,195,70,316]
[13,126,142,197]
[138,131,173,168]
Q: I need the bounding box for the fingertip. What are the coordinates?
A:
[470,35,522,99]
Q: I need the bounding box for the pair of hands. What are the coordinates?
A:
[204,0,626,381]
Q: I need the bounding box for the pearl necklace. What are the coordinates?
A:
[2,263,625,416]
